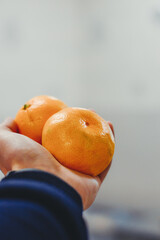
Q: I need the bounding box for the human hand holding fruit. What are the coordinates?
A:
[0,95,115,209]
[0,118,114,209]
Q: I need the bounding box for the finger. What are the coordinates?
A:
[107,121,115,138]
[0,118,18,133]
[0,166,8,176]
[98,161,112,183]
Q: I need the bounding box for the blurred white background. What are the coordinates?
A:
[0,0,160,239]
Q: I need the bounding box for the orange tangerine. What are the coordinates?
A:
[42,107,115,176]
[15,95,67,143]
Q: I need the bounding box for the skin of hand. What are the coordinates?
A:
[0,118,115,210]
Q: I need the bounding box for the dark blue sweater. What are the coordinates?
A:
[0,169,88,240]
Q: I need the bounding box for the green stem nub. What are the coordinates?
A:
[23,104,31,110]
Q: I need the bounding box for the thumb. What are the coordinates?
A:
[107,121,115,138]
[0,118,18,133]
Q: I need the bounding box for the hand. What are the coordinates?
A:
[0,118,115,210]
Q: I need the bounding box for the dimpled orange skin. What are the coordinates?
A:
[15,95,67,144]
[42,107,115,176]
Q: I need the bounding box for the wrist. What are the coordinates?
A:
[11,161,61,177]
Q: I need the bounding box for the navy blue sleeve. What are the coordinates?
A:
[0,169,88,240]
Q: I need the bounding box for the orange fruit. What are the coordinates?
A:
[42,107,115,176]
[15,95,67,143]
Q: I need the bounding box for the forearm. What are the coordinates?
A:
[0,169,88,240]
